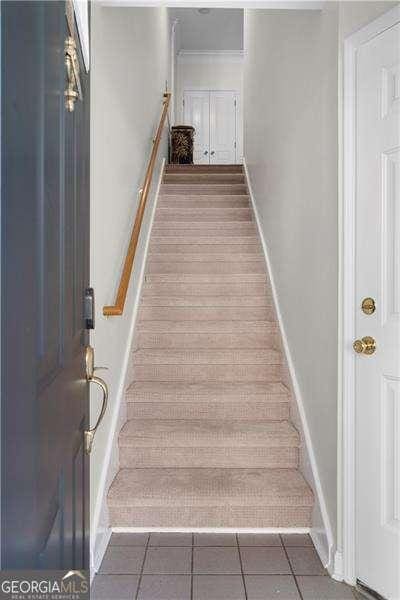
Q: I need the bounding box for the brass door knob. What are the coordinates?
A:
[353,336,376,355]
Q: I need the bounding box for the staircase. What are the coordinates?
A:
[108,164,313,529]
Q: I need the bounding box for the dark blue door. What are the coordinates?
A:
[1,1,90,569]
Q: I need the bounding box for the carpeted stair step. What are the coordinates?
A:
[128,400,290,421]
[132,348,282,365]
[108,468,313,528]
[149,241,260,254]
[148,252,262,263]
[126,381,289,402]
[151,234,259,243]
[126,381,290,421]
[163,173,245,184]
[139,306,273,321]
[155,207,252,222]
[119,419,299,469]
[141,282,269,296]
[145,261,265,275]
[119,418,299,447]
[132,364,282,383]
[137,320,277,333]
[122,446,299,469]
[145,273,267,283]
[159,195,250,207]
[149,243,260,254]
[152,222,257,234]
[165,164,243,173]
[136,331,278,349]
[161,184,248,195]
[140,296,271,308]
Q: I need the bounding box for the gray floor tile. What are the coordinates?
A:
[143,546,191,574]
[193,546,242,574]
[110,532,149,546]
[194,533,237,546]
[245,575,301,599]
[238,533,282,547]
[91,574,139,599]
[149,532,193,546]
[193,575,246,600]
[99,546,145,574]
[287,547,326,575]
[281,533,313,547]
[137,575,191,600]
[241,546,291,575]
[297,576,357,599]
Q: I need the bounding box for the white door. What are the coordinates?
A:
[183,90,238,164]
[355,21,400,600]
[183,91,210,164]
[210,91,236,164]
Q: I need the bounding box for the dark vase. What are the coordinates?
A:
[170,125,195,164]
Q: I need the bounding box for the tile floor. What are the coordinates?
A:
[92,532,359,600]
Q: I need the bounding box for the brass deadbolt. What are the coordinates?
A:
[353,336,376,355]
[361,297,376,315]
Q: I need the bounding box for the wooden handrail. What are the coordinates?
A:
[103,92,171,316]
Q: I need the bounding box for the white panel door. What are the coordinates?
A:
[183,91,210,164]
[210,91,236,164]
[356,22,400,600]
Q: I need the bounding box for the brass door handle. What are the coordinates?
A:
[84,346,109,454]
[65,36,82,112]
[353,336,376,355]
[85,376,108,454]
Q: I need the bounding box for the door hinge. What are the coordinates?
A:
[234,99,237,107]
[183,98,185,106]
[234,141,237,149]
[84,287,95,329]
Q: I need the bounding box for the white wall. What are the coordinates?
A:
[176,56,243,121]
[243,0,398,575]
[244,5,339,560]
[338,0,398,38]
[176,55,244,159]
[90,4,170,566]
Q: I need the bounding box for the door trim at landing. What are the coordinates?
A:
[341,4,400,587]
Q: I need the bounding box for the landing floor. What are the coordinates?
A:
[92,532,358,599]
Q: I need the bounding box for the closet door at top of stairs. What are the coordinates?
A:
[183,90,210,164]
[210,91,237,164]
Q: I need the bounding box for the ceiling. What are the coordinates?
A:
[170,8,244,51]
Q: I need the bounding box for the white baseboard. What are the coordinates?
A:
[311,528,330,572]
[91,526,112,583]
[332,550,344,582]
[243,158,335,573]
[90,158,166,575]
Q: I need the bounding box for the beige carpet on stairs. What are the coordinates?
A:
[108,164,313,528]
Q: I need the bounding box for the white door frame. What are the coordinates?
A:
[169,18,179,126]
[341,4,400,586]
